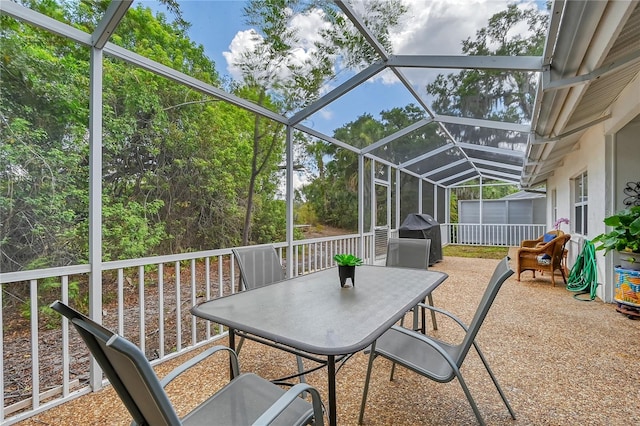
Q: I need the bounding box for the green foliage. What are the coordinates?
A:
[426,3,548,144]
[102,199,167,260]
[302,106,439,228]
[235,0,406,244]
[20,278,84,329]
[333,253,363,266]
[1,1,291,270]
[592,206,640,254]
[296,202,318,226]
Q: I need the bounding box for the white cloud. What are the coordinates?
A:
[223,8,333,86]
[392,0,513,55]
[378,0,542,96]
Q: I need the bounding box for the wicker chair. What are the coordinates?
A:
[516,232,571,286]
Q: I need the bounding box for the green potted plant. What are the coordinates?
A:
[592,205,640,270]
[333,253,363,287]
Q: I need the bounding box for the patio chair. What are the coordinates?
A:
[520,229,564,248]
[385,237,438,333]
[233,245,286,292]
[232,245,306,383]
[516,232,571,286]
[50,301,325,426]
[358,256,516,426]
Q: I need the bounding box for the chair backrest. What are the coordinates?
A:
[457,257,514,365]
[232,245,285,290]
[552,234,571,265]
[385,238,431,270]
[50,301,181,425]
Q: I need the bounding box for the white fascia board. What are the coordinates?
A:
[362,118,434,154]
[288,62,386,125]
[2,1,92,45]
[457,142,525,158]
[387,55,543,71]
[92,0,132,48]
[435,115,531,133]
[103,43,288,124]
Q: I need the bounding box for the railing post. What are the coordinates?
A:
[88,46,104,391]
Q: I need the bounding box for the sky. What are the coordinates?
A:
[139,0,546,136]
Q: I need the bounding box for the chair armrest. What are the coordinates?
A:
[252,382,325,426]
[386,325,460,371]
[517,243,555,255]
[416,303,469,333]
[520,239,540,248]
[160,345,240,388]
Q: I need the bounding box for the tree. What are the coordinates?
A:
[232,0,406,244]
[1,1,254,271]
[302,105,438,229]
[1,4,91,271]
[426,3,549,147]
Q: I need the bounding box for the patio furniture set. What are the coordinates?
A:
[51,240,519,426]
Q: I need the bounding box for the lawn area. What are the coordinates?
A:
[443,244,510,259]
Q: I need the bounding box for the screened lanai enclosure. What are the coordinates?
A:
[1,0,639,423]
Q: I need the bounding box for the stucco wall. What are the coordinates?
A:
[545,73,640,302]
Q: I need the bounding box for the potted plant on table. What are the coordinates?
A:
[333,253,362,287]
[592,205,640,270]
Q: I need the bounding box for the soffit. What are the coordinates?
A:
[522,1,640,189]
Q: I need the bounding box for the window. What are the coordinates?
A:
[573,172,588,235]
[551,189,557,225]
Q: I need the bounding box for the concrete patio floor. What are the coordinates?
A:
[16,256,640,425]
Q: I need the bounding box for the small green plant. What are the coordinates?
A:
[333,253,363,266]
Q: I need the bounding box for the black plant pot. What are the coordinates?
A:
[338,265,355,287]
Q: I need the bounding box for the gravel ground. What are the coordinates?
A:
[17,256,640,425]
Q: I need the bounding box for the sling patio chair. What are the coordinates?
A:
[50,301,325,426]
[233,245,286,292]
[232,245,306,383]
[385,237,438,333]
[358,256,516,426]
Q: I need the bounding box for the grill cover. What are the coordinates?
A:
[398,214,442,265]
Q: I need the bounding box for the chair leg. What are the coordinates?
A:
[426,294,438,331]
[473,343,517,420]
[296,355,306,384]
[389,359,397,381]
[452,366,487,426]
[358,342,377,425]
[236,336,245,354]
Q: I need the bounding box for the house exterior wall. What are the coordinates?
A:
[545,74,640,302]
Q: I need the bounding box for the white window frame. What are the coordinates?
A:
[572,171,588,235]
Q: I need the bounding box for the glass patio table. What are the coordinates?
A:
[191,265,448,426]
